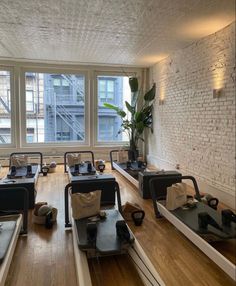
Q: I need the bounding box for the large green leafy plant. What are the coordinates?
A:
[104,77,156,157]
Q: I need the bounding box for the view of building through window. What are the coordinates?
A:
[25,72,85,143]
[0,71,131,145]
[0,70,11,144]
[97,75,131,142]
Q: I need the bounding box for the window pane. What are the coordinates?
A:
[26,90,34,112]
[99,80,106,92]
[98,117,115,141]
[53,78,60,86]
[25,72,85,143]
[97,75,130,142]
[107,80,114,92]
[100,92,106,99]
[0,71,11,144]
[62,79,69,86]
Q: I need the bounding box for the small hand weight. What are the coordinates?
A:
[131,210,145,226]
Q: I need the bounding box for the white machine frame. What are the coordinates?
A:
[156,202,236,281]
[0,214,22,286]
[112,162,139,188]
[71,217,165,286]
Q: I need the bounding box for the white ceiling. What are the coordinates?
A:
[0,0,235,67]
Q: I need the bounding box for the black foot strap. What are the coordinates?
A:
[222,209,236,226]
[198,212,222,231]
[116,220,131,242]
[86,222,97,247]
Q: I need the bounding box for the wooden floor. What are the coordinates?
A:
[1,165,235,286]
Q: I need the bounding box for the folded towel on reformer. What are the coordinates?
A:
[67,153,81,167]
[11,155,28,168]
[71,191,101,219]
[117,150,129,163]
[166,183,187,210]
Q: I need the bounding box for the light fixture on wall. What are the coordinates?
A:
[213,88,224,98]
[159,99,164,105]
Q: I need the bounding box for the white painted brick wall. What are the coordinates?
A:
[148,22,236,209]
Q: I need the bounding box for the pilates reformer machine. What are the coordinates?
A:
[64,151,117,206]
[0,152,39,285]
[110,149,146,188]
[0,152,43,209]
[149,175,236,281]
[0,185,29,286]
[110,149,181,199]
[64,179,165,286]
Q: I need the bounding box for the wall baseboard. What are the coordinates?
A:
[147,154,236,210]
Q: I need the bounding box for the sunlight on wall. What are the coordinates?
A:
[210,44,229,90]
[141,54,168,65]
[178,15,235,40]
[212,67,225,90]
[159,85,165,104]
[158,61,168,103]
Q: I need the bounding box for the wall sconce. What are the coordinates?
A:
[159,99,164,105]
[213,88,224,98]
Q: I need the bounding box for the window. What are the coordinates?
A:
[0,70,12,144]
[0,66,139,150]
[97,75,131,142]
[27,134,34,143]
[25,72,85,143]
[98,79,115,103]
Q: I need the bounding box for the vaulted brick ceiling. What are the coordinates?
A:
[0,0,235,66]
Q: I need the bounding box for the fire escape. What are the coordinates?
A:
[45,75,85,141]
[55,105,84,140]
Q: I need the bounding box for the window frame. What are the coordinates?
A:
[0,66,16,148]
[0,62,142,156]
[20,67,89,147]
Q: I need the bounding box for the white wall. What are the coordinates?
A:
[148,22,235,209]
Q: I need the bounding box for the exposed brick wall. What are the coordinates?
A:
[148,22,235,208]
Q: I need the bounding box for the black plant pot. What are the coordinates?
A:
[128,149,139,161]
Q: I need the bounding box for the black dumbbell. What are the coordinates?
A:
[131,210,145,226]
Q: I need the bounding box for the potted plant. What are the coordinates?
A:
[104,77,156,160]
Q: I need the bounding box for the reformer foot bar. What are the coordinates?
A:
[64,151,95,174]
[150,175,236,281]
[65,182,165,286]
[0,152,43,209]
[9,152,43,173]
[0,186,29,234]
